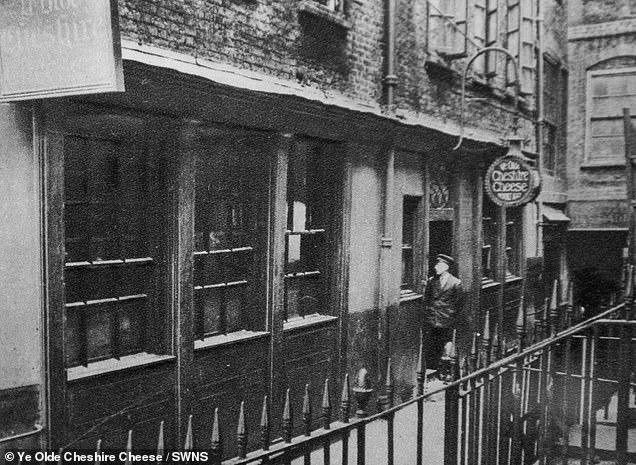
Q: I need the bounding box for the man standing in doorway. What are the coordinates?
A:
[423,254,463,377]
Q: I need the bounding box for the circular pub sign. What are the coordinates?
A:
[485,154,541,207]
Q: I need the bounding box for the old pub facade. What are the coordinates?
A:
[0,0,568,456]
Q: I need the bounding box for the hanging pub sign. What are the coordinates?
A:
[0,0,124,102]
[485,154,541,207]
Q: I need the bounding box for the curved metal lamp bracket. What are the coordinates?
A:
[453,46,521,151]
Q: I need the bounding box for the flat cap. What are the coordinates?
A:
[436,254,455,266]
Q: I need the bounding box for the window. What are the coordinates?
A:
[586,68,636,165]
[194,134,270,339]
[482,198,498,282]
[315,0,343,12]
[401,196,421,293]
[64,117,168,368]
[473,0,498,77]
[543,60,567,175]
[506,0,537,96]
[285,139,340,321]
[428,0,468,59]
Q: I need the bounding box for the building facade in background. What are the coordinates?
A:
[0,0,568,455]
[566,0,636,308]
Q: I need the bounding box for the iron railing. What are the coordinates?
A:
[65,281,635,465]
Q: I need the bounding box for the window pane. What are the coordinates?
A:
[401,196,420,291]
[63,116,162,368]
[86,306,113,362]
[194,134,268,337]
[285,139,339,319]
[119,299,145,356]
[198,289,222,336]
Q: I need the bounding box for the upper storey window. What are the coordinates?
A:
[428,0,468,59]
[543,59,567,176]
[586,68,636,165]
[473,0,499,77]
[506,0,537,96]
[318,0,343,12]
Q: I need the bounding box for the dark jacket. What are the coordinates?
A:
[424,274,463,328]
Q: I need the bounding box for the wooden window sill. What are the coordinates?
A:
[283,314,338,332]
[580,162,626,169]
[67,353,175,382]
[194,330,270,351]
[400,291,423,303]
[481,279,501,290]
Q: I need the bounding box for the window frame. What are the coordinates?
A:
[473,0,499,78]
[283,138,342,322]
[61,109,171,368]
[505,0,537,97]
[542,59,568,176]
[401,195,423,296]
[192,131,271,341]
[428,0,468,59]
[585,67,636,166]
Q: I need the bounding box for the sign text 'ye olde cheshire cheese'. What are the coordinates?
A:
[485,154,541,207]
[0,0,124,102]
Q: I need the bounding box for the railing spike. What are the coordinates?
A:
[58,448,64,465]
[260,395,270,450]
[483,311,491,342]
[625,264,634,320]
[95,439,102,465]
[303,384,312,436]
[416,331,426,395]
[491,324,500,360]
[211,408,222,463]
[469,332,478,373]
[283,388,292,443]
[124,430,133,465]
[451,329,457,359]
[341,373,351,423]
[565,280,575,327]
[384,358,394,409]
[516,294,526,347]
[184,415,193,451]
[237,401,247,459]
[459,356,467,378]
[156,421,164,462]
[550,279,560,336]
[322,378,332,429]
[550,279,559,311]
[500,337,507,359]
[482,312,491,365]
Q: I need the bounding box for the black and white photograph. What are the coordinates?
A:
[0,0,635,463]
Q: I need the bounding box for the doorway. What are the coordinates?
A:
[429,220,454,274]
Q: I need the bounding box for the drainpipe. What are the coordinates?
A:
[378,0,397,384]
[384,0,398,112]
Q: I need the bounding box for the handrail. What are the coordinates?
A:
[227,303,628,464]
[442,302,626,389]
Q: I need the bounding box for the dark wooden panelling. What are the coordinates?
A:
[192,338,270,458]
[66,363,176,449]
[284,322,338,436]
[0,385,40,438]
[392,300,423,402]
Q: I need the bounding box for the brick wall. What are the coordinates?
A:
[118,0,384,105]
[567,22,636,200]
[117,0,550,148]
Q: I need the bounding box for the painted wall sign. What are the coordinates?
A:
[485,154,541,207]
[0,0,124,102]
[568,200,628,230]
